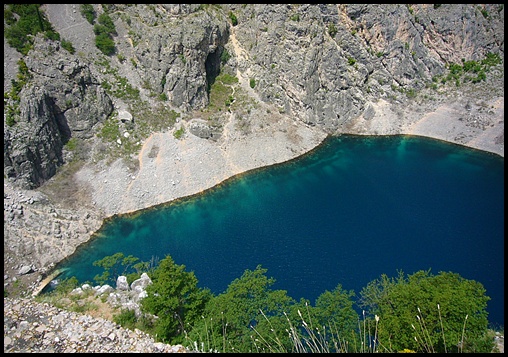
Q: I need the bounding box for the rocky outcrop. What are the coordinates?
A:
[4,4,504,189]
[4,35,113,189]
[3,297,192,353]
[114,4,230,110]
[226,4,504,131]
[4,88,65,189]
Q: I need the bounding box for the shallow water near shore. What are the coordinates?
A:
[54,135,504,327]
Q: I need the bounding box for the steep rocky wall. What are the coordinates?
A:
[4,35,113,189]
[225,4,504,131]
[3,3,504,192]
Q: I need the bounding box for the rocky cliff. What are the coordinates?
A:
[4,4,504,190]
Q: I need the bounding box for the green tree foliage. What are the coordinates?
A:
[80,4,96,24]
[311,284,359,349]
[97,13,117,35]
[93,12,117,55]
[4,4,60,55]
[228,11,238,26]
[220,48,231,65]
[187,265,297,352]
[92,252,145,285]
[359,270,493,353]
[95,32,116,56]
[141,255,213,344]
[60,39,75,54]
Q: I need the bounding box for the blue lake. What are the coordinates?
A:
[54,135,504,327]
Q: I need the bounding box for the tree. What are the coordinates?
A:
[97,13,117,35]
[359,270,493,353]
[141,255,212,344]
[311,284,359,351]
[186,265,297,352]
[92,252,141,285]
[80,4,95,24]
[95,32,116,55]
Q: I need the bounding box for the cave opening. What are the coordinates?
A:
[205,46,223,95]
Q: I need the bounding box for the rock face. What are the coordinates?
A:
[228,4,504,131]
[4,35,113,189]
[3,4,504,189]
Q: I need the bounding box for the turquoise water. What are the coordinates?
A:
[55,135,504,326]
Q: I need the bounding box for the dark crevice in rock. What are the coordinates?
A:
[205,45,223,95]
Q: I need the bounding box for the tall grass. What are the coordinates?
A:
[184,305,476,353]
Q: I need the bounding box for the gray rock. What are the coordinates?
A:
[116,276,129,291]
[130,272,152,293]
[95,285,114,296]
[118,110,133,123]
[18,265,33,275]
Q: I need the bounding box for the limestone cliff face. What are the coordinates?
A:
[4,35,113,189]
[3,4,504,189]
[226,4,504,130]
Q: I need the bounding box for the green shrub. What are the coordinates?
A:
[482,52,502,66]
[359,270,492,353]
[141,255,213,344]
[328,22,338,38]
[55,276,79,294]
[80,4,95,24]
[95,33,116,55]
[228,11,238,26]
[220,48,231,65]
[114,309,138,330]
[64,137,79,151]
[61,39,75,54]
[249,78,256,88]
[4,4,60,55]
[5,110,17,127]
[97,13,117,35]
[173,127,185,139]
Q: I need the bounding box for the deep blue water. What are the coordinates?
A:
[54,135,504,327]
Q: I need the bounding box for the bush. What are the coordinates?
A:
[249,78,256,88]
[97,13,117,35]
[220,48,231,65]
[114,309,138,330]
[141,255,213,344]
[228,11,238,26]
[359,270,493,353]
[173,127,185,139]
[328,22,338,38]
[61,39,75,54]
[4,4,60,55]
[95,33,116,55]
[80,4,95,24]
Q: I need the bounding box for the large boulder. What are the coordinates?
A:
[116,276,130,291]
[130,272,152,293]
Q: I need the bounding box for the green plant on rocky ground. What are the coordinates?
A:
[93,100,180,164]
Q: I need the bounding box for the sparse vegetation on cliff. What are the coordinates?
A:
[4,4,60,55]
